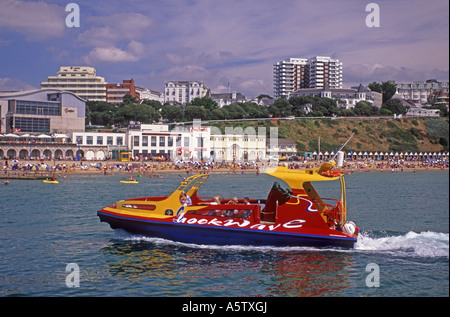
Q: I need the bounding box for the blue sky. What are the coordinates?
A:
[0,0,448,98]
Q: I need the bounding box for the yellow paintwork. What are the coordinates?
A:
[43,180,59,184]
[266,162,339,190]
[113,174,210,218]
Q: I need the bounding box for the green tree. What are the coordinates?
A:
[190,96,218,111]
[161,105,183,122]
[354,101,379,116]
[268,98,292,117]
[382,99,408,115]
[369,81,397,103]
[184,105,208,121]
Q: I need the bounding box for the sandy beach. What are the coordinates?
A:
[2,158,448,180]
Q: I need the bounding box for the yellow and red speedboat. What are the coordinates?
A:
[98,162,359,248]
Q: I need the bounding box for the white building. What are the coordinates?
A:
[290,84,369,109]
[267,138,297,158]
[211,92,247,108]
[396,80,449,104]
[273,58,308,99]
[307,56,343,89]
[164,81,210,106]
[273,56,343,98]
[211,127,267,162]
[136,87,164,103]
[41,66,107,101]
[71,122,269,162]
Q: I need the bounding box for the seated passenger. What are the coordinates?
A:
[227,197,238,205]
[180,191,192,206]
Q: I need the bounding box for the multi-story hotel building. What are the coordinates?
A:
[106,79,136,104]
[40,66,107,101]
[396,80,449,104]
[164,81,210,106]
[273,56,343,98]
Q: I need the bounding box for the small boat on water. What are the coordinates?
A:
[120,180,139,184]
[98,160,359,248]
[43,179,59,184]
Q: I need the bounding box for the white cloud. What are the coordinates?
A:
[83,41,145,63]
[77,13,153,47]
[0,0,65,40]
[0,77,36,91]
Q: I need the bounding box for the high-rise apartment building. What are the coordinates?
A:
[273,56,343,98]
[307,56,343,89]
[41,66,107,101]
[164,81,210,106]
[273,58,308,99]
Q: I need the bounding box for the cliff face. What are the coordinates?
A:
[213,117,449,153]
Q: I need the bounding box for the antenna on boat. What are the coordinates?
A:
[330,133,355,162]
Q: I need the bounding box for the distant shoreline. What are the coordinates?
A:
[2,159,447,180]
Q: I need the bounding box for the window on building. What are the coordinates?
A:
[142,136,148,146]
[86,136,93,145]
[117,137,123,145]
[151,136,156,146]
[134,136,139,146]
[159,136,165,146]
[97,136,103,145]
[107,136,113,145]
[14,117,50,133]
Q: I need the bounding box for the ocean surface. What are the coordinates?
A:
[0,169,448,297]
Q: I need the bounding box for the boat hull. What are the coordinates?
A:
[98,210,356,249]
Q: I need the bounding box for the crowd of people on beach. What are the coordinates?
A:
[1,154,448,179]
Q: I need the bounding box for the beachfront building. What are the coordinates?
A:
[71,131,126,161]
[40,66,107,101]
[0,89,85,134]
[164,81,210,106]
[266,138,297,159]
[66,123,269,162]
[210,128,267,162]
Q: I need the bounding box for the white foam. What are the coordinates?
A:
[355,231,449,258]
[113,229,449,257]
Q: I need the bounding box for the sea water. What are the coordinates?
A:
[0,170,448,297]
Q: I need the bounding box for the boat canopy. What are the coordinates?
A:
[266,163,339,190]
